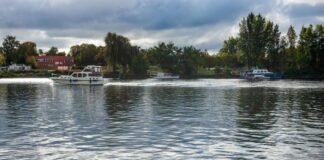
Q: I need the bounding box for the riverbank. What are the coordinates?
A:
[0,70,70,78]
[1,70,324,80]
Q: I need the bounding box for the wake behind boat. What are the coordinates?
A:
[51,65,104,85]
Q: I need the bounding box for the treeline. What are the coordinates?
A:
[217,12,324,74]
[0,36,67,67]
[70,33,215,76]
[1,12,323,76]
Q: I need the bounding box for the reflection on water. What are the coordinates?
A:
[0,79,323,159]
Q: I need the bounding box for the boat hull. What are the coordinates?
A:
[243,73,282,81]
[153,76,180,80]
[51,77,104,85]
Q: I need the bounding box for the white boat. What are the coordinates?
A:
[153,72,179,80]
[242,69,282,81]
[51,65,104,85]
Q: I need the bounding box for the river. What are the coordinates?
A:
[0,79,323,159]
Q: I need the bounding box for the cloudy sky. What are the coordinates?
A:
[0,0,323,53]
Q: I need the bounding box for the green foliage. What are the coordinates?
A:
[25,56,37,68]
[145,42,180,73]
[79,44,97,66]
[95,46,107,66]
[105,32,133,73]
[2,35,20,65]
[46,46,58,56]
[16,41,38,64]
[238,13,279,68]
[0,53,5,66]
[130,52,149,74]
[220,37,239,55]
[287,25,297,49]
[179,46,201,76]
[219,12,324,75]
[297,24,324,73]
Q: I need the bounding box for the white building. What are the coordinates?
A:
[8,64,31,71]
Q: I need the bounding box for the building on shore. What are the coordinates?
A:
[35,56,74,71]
[8,64,31,71]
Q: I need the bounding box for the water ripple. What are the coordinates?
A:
[0,79,323,159]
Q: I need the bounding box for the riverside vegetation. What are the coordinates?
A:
[0,12,323,78]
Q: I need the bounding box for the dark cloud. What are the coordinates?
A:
[0,0,323,52]
[0,0,253,30]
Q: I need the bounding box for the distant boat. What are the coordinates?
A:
[153,72,179,80]
[242,69,282,81]
[51,65,104,85]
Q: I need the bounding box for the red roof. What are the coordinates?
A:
[36,56,73,61]
[35,56,74,69]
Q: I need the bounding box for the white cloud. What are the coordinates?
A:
[280,0,324,6]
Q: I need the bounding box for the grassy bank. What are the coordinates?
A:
[0,70,71,78]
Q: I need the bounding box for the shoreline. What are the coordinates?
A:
[1,71,324,80]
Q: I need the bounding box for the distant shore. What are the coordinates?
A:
[1,70,324,80]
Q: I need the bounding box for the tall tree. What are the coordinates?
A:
[285,26,298,73]
[2,35,20,65]
[238,13,272,68]
[287,25,297,49]
[265,24,281,71]
[314,24,324,72]
[104,32,133,73]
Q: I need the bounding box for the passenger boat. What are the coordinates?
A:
[153,72,179,80]
[242,69,282,81]
[51,65,104,85]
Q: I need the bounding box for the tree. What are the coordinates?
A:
[129,50,149,74]
[16,41,38,64]
[95,46,107,66]
[79,44,97,66]
[313,24,324,72]
[146,42,180,73]
[287,25,297,49]
[57,52,66,56]
[220,37,239,55]
[26,56,36,68]
[265,24,281,71]
[104,32,134,73]
[285,26,298,73]
[38,49,44,55]
[46,46,58,56]
[2,35,20,65]
[70,45,82,66]
[179,46,201,76]
[238,13,273,68]
[0,49,5,66]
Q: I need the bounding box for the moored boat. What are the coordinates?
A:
[51,65,104,85]
[242,69,282,81]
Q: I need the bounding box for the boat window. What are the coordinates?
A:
[72,73,77,77]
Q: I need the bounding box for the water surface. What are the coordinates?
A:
[0,79,323,159]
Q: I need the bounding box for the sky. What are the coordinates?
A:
[0,0,323,54]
